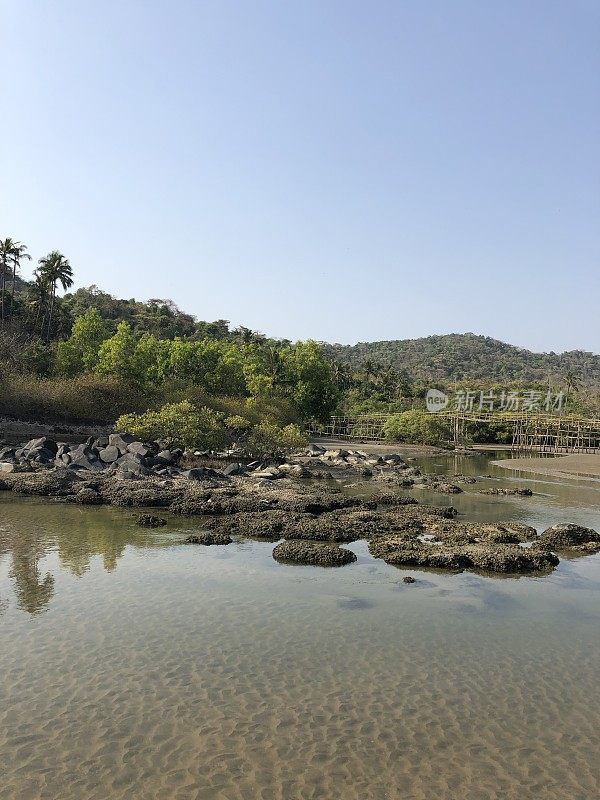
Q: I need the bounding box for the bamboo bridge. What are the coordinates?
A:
[306,411,600,454]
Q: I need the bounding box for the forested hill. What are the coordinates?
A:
[323,334,600,386]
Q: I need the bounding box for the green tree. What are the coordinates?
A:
[36,250,74,340]
[8,241,31,318]
[383,410,451,445]
[55,308,109,376]
[283,340,339,422]
[95,321,137,381]
[27,273,51,333]
[0,239,30,325]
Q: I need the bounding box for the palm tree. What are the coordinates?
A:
[28,274,49,329]
[27,273,51,332]
[9,241,31,317]
[36,250,74,340]
[0,238,16,326]
[563,370,582,410]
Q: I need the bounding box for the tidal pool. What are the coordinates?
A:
[1,456,599,799]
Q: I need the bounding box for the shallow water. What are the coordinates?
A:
[1,456,600,800]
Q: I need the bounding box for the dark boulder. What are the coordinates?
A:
[99,445,120,463]
[108,433,135,454]
[127,441,153,458]
[24,437,58,455]
[69,445,103,471]
[116,452,150,476]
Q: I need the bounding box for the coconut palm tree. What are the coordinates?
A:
[0,238,16,326]
[36,250,74,340]
[563,370,582,410]
[27,273,51,333]
[8,241,31,317]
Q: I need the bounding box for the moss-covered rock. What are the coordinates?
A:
[2,468,81,497]
[136,514,167,527]
[537,524,600,551]
[369,536,559,573]
[272,541,357,566]
[186,531,233,545]
[463,544,558,573]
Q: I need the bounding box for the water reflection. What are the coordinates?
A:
[0,499,181,615]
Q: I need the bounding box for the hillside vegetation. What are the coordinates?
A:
[324,334,600,387]
[1,236,598,446]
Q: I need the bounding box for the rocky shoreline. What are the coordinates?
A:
[1,435,599,575]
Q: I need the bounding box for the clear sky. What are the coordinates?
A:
[2,0,598,353]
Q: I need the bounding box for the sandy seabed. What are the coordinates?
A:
[494,454,600,481]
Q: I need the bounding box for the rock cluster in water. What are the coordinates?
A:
[1,438,598,576]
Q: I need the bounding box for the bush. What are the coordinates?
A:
[115,401,227,449]
[245,422,308,457]
[383,410,451,445]
[0,372,160,424]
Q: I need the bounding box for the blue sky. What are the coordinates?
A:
[2,0,598,352]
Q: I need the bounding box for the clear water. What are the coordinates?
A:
[1,455,599,800]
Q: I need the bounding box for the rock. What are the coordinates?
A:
[24,436,58,455]
[464,544,559,573]
[278,463,310,478]
[0,462,15,473]
[307,444,326,457]
[537,524,600,550]
[108,433,135,453]
[272,541,357,567]
[383,454,405,465]
[403,576,416,583]
[2,468,81,496]
[98,445,120,463]
[116,452,150,476]
[213,510,287,540]
[323,449,349,460]
[127,441,152,458]
[370,493,418,507]
[369,535,559,573]
[72,487,103,505]
[181,467,223,481]
[371,540,470,570]
[479,487,533,496]
[136,514,167,527]
[186,531,232,545]
[222,462,247,476]
[69,444,102,471]
[252,468,281,480]
[155,450,175,465]
[435,482,463,494]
